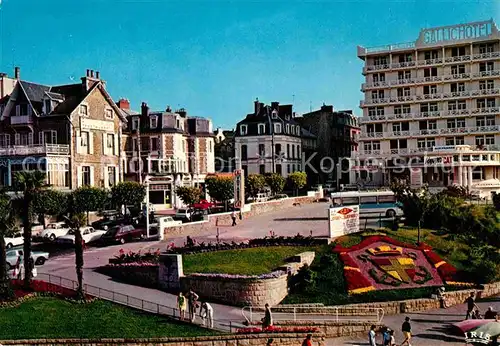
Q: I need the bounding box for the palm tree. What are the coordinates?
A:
[0,190,16,300]
[14,170,47,289]
[64,213,87,299]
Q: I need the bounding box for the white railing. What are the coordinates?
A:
[387,130,410,138]
[360,132,384,139]
[241,305,385,324]
[472,51,500,60]
[472,70,500,78]
[0,144,70,156]
[411,129,440,136]
[444,55,472,63]
[416,58,443,66]
[391,61,416,69]
[439,126,499,135]
[470,107,499,115]
[443,73,471,81]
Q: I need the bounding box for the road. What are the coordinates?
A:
[35,202,487,345]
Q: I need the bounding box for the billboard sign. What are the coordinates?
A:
[329,205,360,238]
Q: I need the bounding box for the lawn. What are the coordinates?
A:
[0,297,218,340]
[183,246,317,276]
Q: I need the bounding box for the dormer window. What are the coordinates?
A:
[258,123,266,135]
[296,126,300,135]
[271,110,278,119]
[150,115,158,129]
[132,117,139,130]
[105,109,114,120]
[274,123,282,134]
[286,124,290,133]
[44,99,52,114]
[79,104,88,116]
[240,124,248,135]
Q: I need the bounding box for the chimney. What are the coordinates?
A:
[141,102,149,117]
[14,67,20,80]
[95,71,100,79]
[271,101,279,111]
[86,69,90,77]
[254,98,260,115]
[117,98,130,110]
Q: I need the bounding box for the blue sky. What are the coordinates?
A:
[0,0,498,129]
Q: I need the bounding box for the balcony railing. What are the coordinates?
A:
[416,58,443,66]
[472,70,500,78]
[10,115,33,125]
[411,129,440,136]
[387,130,410,138]
[360,132,384,139]
[391,61,416,69]
[444,55,471,63]
[0,144,70,156]
[471,88,500,97]
[472,51,500,60]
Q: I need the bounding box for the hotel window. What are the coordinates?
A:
[47,163,69,188]
[445,138,455,146]
[479,62,494,72]
[275,143,282,156]
[472,167,483,181]
[371,90,384,100]
[372,141,380,151]
[451,83,465,92]
[397,88,410,97]
[451,46,466,57]
[428,120,437,130]
[79,104,88,116]
[105,109,113,120]
[477,99,486,109]
[287,144,291,157]
[423,68,437,77]
[486,135,495,145]
[274,123,282,133]
[479,44,494,54]
[456,118,465,128]
[476,117,486,127]
[40,130,57,145]
[392,123,401,132]
[258,124,265,135]
[486,115,495,126]
[456,137,465,145]
[458,100,466,110]
[150,137,159,151]
[285,124,290,133]
[373,56,388,66]
[373,73,385,83]
[394,106,402,115]
[150,116,158,128]
[240,124,247,135]
[476,136,485,146]
[417,139,426,149]
[398,71,411,80]
[447,119,456,129]
[424,50,438,60]
[451,64,466,75]
[427,138,436,148]
[291,145,295,159]
[423,85,437,95]
[82,166,91,186]
[241,145,247,160]
[448,101,457,111]
[487,98,496,108]
[132,117,139,130]
[108,166,116,187]
[368,108,376,117]
[398,53,413,62]
[258,144,265,156]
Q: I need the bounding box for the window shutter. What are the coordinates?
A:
[77,166,82,187]
[102,133,106,155]
[103,165,109,188]
[75,130,81,154]
[114,134,118,156]
[89,166,95,186]
[88,132,94,154]
[16,105,20,116]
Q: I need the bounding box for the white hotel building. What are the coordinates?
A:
[356,19,500,197]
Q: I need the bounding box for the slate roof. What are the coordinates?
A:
[19,81,50,103]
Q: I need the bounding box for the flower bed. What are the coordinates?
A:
[236,326,319,334]
[333,235,469,294]
[109,248,161,265]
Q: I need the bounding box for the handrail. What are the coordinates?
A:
[241,305,385,325]
[35,273,242,332]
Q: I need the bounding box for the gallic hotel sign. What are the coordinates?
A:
[420,20,494,45]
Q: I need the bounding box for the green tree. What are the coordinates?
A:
[0,190,16,300]
[71,186,107,224]
[288,172,307,196]
[246,174,266,198]
[110,182,146,214]
[175,186,202,206]
[33,190,69,227]
[205,176,233,209]
[265,173,286,195]
[64,213,87,299]
[14,170,47,289]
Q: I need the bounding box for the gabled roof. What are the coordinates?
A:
[19,81,50,103]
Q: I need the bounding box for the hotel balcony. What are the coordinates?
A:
[471,70,500,79]
[362,51,500,74]
[0,144,70,156]
[10,115,33,126]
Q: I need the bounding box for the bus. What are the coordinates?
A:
[330,190,404,218]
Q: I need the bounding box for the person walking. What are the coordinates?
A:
[401,316,412,346]
[368,325,377,346]
[200,301,214,328]
[484,306,497,319]
[382,327,391,346]
[177,292,187,321]
[187,289,199,323]
[465,292,479,320]
[16,255,24,280]
[231,210,237,226]
[301,334,313,346]
[262,304,273,329]
[389,330,396,346]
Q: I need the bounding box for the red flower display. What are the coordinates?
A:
[10,279,92,300]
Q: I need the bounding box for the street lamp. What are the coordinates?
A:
[144,175,150,239]
[266,106,275,174]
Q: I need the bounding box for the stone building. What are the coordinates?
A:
[213,128,235,173]
[0,68,125,189]
[120,102,215,209]
[297,105,360,186]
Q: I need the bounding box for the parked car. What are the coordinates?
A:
[174,208,193,222]
[6,249,49,269]
[100,224,146,245]
[40,222,71,242]
[4,233,23,249]
[92,214,125,231]
[32,223,45,240]
[189,209,205,222]
[248,193,269,203]
[56,227,106,245]
[189,199,215,210]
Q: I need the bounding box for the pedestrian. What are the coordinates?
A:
[382,327,391,346]
[231,209,237,226]
[301,333,313,346]
[200,301,214,328]
[389,330,396,346]
[368,324,377,346]
[262,303,273,329]
[177,292,187,321]
[401,316,412,346]
[473,308,482,319]
[187,289,199,322]
[16,255,24,280]
[27,256,36,278]
[465,292,479,320]
[484,306,497,320]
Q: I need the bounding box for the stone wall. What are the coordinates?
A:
[0,333,326,346]
[275,321,381,338]
[96,265,159,289]
[163,195,321,238]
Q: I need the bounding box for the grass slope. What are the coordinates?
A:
[0,297,218,340]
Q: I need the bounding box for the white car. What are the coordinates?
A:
[4,233,23,249]
[40,222,71,241]
[6,249,49,269]
[56,226,106,245]
[174,208,192,221]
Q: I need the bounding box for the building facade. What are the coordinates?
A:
[234,100,313,178]
[0,68,125,189]
[214,128,235,173]
[297,105,360,186]
[120,102,215,209]
[357,19,500,196]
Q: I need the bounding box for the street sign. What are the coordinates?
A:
[328,205,360,238]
